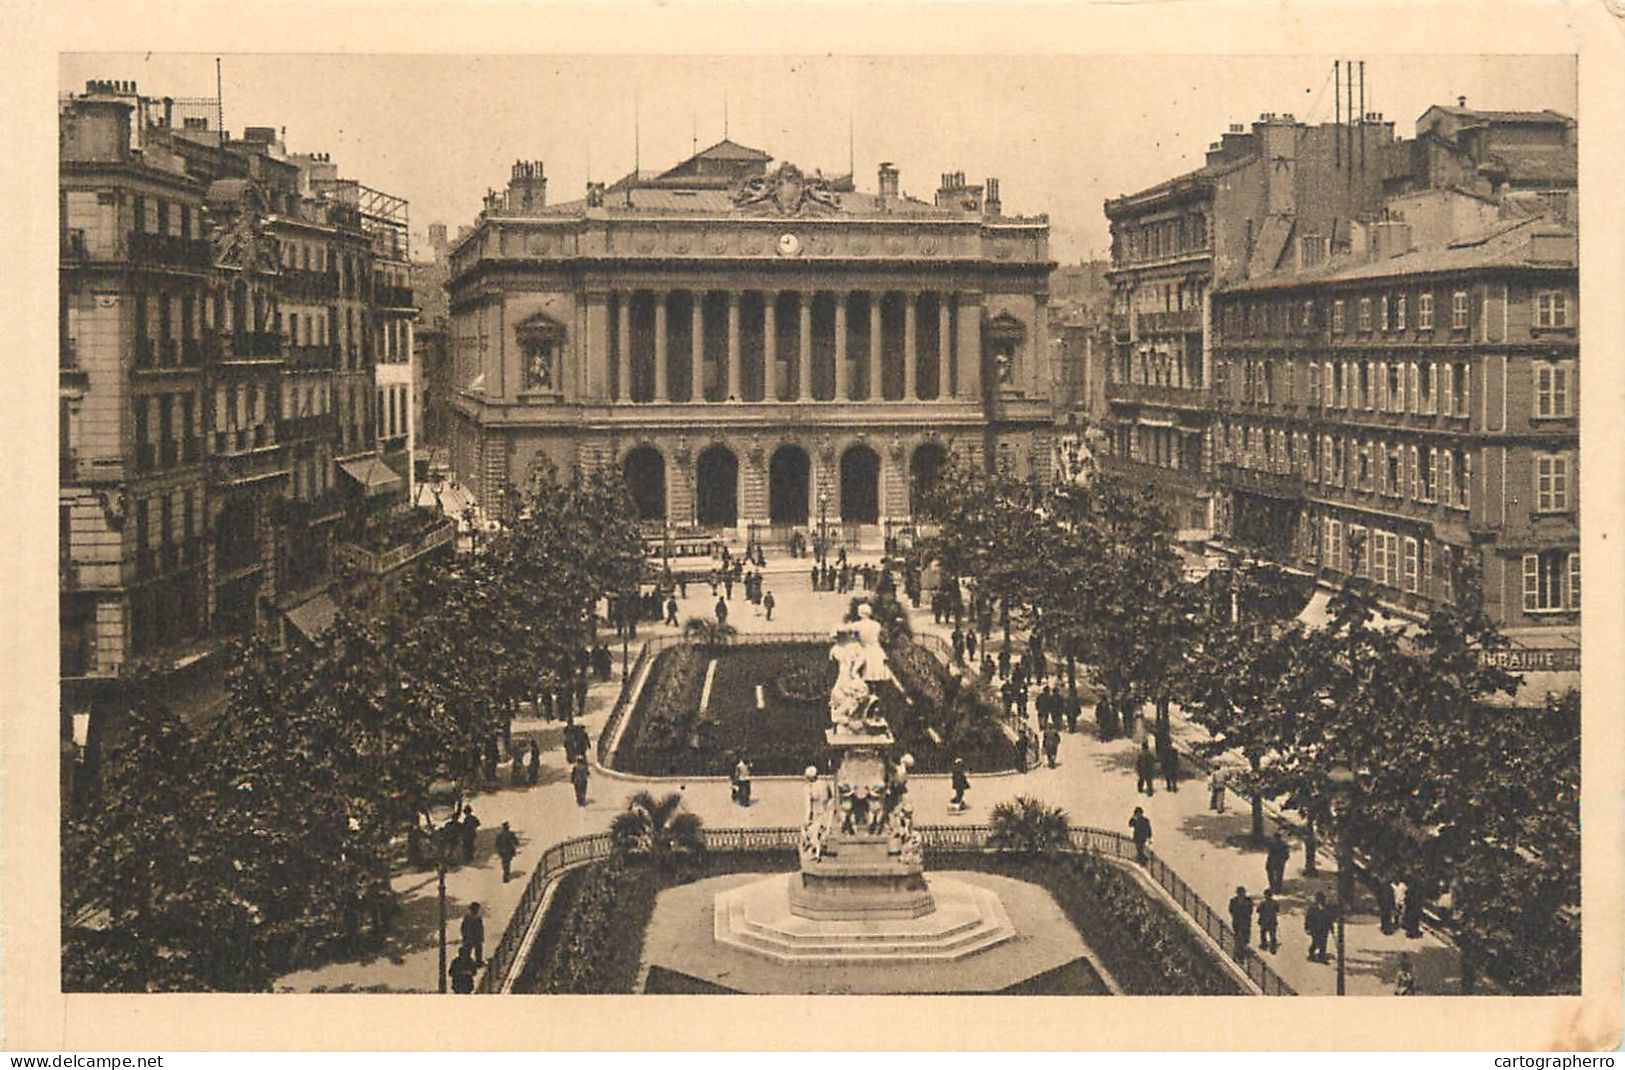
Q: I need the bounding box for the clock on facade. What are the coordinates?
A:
[776,232,802,257]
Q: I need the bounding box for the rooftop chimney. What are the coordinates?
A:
[1458,95,1468,108]
[1371,220,1413,261]
[877,162,899,204]
[507,159,547,212]
[984,177,1002,218]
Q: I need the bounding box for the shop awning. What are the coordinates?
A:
[1296,587,1419,636]
[339,457,405,498]
[286,593,339,641]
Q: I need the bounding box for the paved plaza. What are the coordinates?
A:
[278,551,1459,996]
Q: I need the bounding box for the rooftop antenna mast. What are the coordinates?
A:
[215,57,225,140]
[723,89,729,139]
[848,104,854,178]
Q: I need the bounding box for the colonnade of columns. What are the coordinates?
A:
[589,288,983,405]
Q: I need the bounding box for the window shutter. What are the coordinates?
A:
[1427,363,1438,414]
[1442,450,1455,506]
[1463,450,1473,508]
[1404,537,1418,593]
[1522,554,1540,612]
[1421,540,1434,595]
[1375,362,1387,411]
[1568,552,1580,610]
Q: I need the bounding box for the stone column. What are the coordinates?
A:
[798,292,814,400]
[727,291,741,401]
[690,292,705,402]
[763,293,777,402]
[616,292,632,402]
[903,292,919,401]
[585,290,610,399]
[834,294,849,401]
[653,291,669,402]
[956,292,983,401]
[938,294,952,400]
[869,294,884,401]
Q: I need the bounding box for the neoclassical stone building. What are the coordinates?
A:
[446,143,1056,541]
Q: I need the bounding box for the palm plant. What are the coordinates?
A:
[987,796,1072,855]
[682,616,737,652]
[609,791,707,869]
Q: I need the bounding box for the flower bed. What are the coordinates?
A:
[613,640,1019,777]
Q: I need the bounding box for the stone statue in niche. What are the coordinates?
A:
[523,341,553,390]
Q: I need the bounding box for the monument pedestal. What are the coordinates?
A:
[787,727,935,920]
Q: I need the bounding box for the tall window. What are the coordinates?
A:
[1395,295,1407,331]
[1451,290,1470,331]
[1534,362,1574,418]
[1417,292,1434,330]
[1534,452,1572,513]
[1449,362,1470,417]
[1332,300,1345,333]
[1403,537,1420,593]
[1388,363,1405,413]
[1420,446,1436,502]
[1523,550,1579,613]
[1326,517,1344,572]
[1358,297,1373,332]
[1379,296,1390,332]
[1535,292,1570,329]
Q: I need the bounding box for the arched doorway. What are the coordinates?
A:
[622,446,666,522]
[769,445,811,525]
[840,444,881,523]
[910,442,950,517]
[696,444,739,528]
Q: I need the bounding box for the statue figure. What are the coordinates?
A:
[800,765,833,862]
[827,636,875,730]
[850,602,891,684]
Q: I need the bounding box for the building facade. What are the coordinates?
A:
[1208,208,1578,653]
[59,81,447,736]
[447,144,1056,540]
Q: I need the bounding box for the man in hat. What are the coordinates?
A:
[570,755,590,807]
[949,758,971,812]
[1304,892,1334,963]
[494,821,519,882]
[1129,806,1153,863]
[1227,886,1255,960]
[1256,888,1281,953]
[460,902,485,966]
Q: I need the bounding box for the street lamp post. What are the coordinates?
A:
[1327,763,1357,996]
[432,820,457,993]
[816,490,830,567]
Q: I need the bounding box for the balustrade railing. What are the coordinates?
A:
[479,821,1297,996]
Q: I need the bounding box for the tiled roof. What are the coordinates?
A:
[1437,107,1573,125]
[1108,154,1256,210]
[1222,216,1574,292]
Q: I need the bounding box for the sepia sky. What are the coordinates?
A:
[60,53,1575,263]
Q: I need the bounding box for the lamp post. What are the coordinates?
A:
[431,818,458,993]
[1327,762,1357,996]
[816,489,830,567]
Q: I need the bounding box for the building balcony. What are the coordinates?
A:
[1218,462,1305,501]
[276,413,339,441]
[279,268,339,300]
[128,231,213,271]
[1137,308,1202,335]
[334,513,455,577]
[61,229,88,261]
[1099,453,1212,494]
[286,343,338,369]
[1105,381,1210,409]
[377,285,416,309]
[217,332,284,361]
[210,443,290,487]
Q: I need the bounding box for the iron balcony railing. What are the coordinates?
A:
[1138,308,1203,335]
[1104,381,1210,408]
[478,823,1297,996]
[128,231,213,271]
[334,519,456,577]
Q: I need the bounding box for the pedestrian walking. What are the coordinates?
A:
[1257,889,1280,953]
[1134,740,1158,796]
[763,590,775,621]
[526,739,541,786]
[460,805,480,863]
[1264,831,1291,893]
[951,628,965,662]
[965,630,978,662]
[1378,878,1398,934]
[1208,766,1227,812]
[1129,806,1153,864]
[1228,886,1254,959]
[447,945,478,994]
[1304,893,1334,963]
[733,755,753,807]
[1042,725,1061,768]
[724,575,734,600]
[1394,954,1417,995]
[1158,739,1180,792]
[949,758,971,813]
[1066,690,1081,733]
[715,596,729,626]
[665,595,679,627]
[460,902,485,965]
[495,822,519,882]
[575,674,588,720]
[570,756,590,807]
[997,646,1011,679]
[1401,880,1424,937]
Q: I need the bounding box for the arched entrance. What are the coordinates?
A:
[840,444,881,524]
[910,442,950,517]
[696,444,739,528]
[622,445,666,522]
[769,445,811,525]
